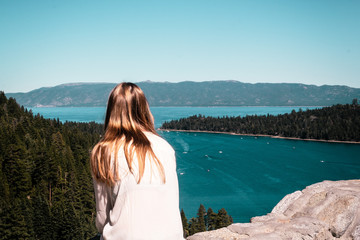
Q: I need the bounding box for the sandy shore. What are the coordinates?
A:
[158,128,360,144]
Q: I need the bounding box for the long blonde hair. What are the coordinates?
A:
[91,82,165,186]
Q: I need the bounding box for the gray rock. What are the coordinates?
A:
[187,227,248,240]
[352,225,360,240]
[186,180,360,240]
[271,190,302,215]
[228,222,273,236]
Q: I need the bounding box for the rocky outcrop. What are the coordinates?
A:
[187,180,360,240]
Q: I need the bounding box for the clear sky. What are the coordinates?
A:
[1,0,359,93]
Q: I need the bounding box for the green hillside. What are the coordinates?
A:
[7,81,360,107]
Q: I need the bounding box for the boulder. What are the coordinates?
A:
[187,180,360,240]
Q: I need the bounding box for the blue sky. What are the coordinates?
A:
[1,0,359,93]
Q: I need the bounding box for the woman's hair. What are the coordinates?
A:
[90,82,165,186]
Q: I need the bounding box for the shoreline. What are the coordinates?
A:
[158,128,360,144]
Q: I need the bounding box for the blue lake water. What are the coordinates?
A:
[30,106,319,128]
[30,106,360,222]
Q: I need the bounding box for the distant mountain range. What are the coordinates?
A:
[5,81,360,107]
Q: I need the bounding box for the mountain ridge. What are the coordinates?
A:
[5,81,360,107]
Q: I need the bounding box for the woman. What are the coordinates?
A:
[91,82,184,240]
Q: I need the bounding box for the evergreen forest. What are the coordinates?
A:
[161,100,360,142]
[0,92,103,239]
[180,205,233,238]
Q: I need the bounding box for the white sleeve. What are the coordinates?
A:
[93,178,111,233]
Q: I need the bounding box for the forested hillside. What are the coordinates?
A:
[0,91,103,239]
[7,81,360,107]
[161,101,360,142]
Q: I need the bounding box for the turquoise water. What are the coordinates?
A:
[166,131,360,222]
[30,106,360,222]
[30,106,319,128]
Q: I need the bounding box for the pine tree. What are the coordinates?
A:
[196,204,206,232]
[180,209,189,237]
[32,195,52,240]
[188,217,198,236]
[216,208,232,229]
[206,207,217,231]
[1,199,31,240]
[3,143,32,199]
[0,91,7,105]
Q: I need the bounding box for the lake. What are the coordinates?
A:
[30,106,360,222]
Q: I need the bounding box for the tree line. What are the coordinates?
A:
[161,100,360,142]
[180,204,233,237]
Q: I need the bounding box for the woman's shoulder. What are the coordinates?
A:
[144,131,174,153]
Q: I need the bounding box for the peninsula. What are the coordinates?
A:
[160,102,360,143]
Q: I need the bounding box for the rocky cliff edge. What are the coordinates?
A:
[187,180,360,240]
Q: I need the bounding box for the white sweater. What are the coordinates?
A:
[93,132,184,240]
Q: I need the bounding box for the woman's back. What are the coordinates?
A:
[91,83,184,239]
[94,132,184,240]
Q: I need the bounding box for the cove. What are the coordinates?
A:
[160,131,360,222]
